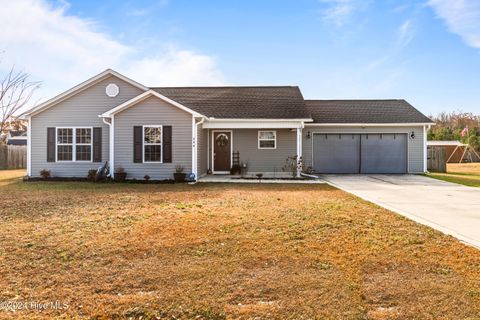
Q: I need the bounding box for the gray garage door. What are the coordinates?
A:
[313,134,361,173]
[361,133,407,173]
[313,133,407,174]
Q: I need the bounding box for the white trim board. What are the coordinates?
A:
[21,69,148,118]
[203,120,306,129]
[305,123,434,127]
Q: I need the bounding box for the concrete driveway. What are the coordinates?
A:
[322,174,480,249]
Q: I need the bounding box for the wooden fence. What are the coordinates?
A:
[427,147,446,173]
[0,145,27,169]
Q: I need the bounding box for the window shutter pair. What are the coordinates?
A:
[46,127,102,162]
[133,126,172,163]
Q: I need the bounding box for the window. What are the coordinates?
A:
[258,130,276,149]
[56,127,92,162]
[143,126,162,162]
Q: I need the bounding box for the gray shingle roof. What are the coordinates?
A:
[152,86,310,119]
[305,100,433,124]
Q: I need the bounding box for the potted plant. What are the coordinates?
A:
[39,169,51,180]
[173,165,186,183]
[114,167,127,182]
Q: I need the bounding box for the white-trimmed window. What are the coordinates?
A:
[56,127,92,162]
[258,130,276,149]
[143,125,162,162]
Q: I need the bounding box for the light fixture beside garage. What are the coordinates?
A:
[410,131,415,139]
[306,131,311,139]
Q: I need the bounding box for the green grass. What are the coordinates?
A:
[427,163,480,187]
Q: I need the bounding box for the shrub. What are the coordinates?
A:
[282,155,303,178]
[39,169,51,179]
[175,165,184,173]
[87,169,97,181]
[144,174,150,182]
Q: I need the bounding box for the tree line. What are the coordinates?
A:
[428,112,480,151]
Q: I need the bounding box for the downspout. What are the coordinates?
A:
[191,117,205,183]
[424,124,431,173]
[26,116,31,176]
[101,116,114,178]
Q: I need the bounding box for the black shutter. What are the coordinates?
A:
[47,127,56,162]
[93,127,102,162]
[133,126,143,163]
[163,126,172,163]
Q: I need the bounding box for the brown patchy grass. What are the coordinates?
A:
[428,163,480,187]
[0,170,479,319]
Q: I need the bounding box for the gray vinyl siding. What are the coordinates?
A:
[114,96,192,180]
[207,129,296,173]
[302,126,425,173]
[30,75,144,177]
[197,128,208,176]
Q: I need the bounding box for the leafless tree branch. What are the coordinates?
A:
[0,65,40,142]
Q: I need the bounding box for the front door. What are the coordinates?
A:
[213,131,231,173]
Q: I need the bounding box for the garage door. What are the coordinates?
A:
[313,133,407,174]
[313,134,361,173]
[361,133,407,173]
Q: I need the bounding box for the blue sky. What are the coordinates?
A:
[1,0,480,115]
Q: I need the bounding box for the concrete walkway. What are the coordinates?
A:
[198,175,325,184]
[322,174,480,249]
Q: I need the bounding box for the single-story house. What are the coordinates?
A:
[6,130,27,146]
[21,69,434,179]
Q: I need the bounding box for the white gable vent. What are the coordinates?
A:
[105,83,119,97]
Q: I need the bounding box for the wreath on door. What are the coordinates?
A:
[216,134,229,147]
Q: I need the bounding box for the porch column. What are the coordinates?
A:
[296,127,303,177]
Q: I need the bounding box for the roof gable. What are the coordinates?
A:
[21,69,148,118]
[101,90,203,118]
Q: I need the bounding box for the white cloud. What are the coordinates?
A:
[428,0,480,48]
[124,47,225,86]
[397,19,415,48]
[0,0,224,105]
[320,0,355,27]
[319,0,370,27]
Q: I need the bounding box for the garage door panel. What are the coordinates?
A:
[360,133,407,173]
[313,134,360,173]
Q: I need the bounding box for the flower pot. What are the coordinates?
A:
[173,172,186,183]
[114,172,127,182]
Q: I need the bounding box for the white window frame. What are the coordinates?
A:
[55,127,93,162]
[142,125,163,163]
[258,130,277,149]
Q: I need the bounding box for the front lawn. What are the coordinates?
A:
[427,163,480,187]
[0,170,479,319]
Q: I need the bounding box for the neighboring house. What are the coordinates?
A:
[20,69,434,179]
[6,130,27,146]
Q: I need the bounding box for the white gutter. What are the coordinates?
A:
[305,123,435,127]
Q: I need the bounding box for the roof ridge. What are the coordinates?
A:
[152,85,300,89]
[305,99,406,102]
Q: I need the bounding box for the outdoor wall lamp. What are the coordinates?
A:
[306,131,311,139]
[410,131,415,139]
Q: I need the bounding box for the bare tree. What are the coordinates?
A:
[0,65,40,142]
